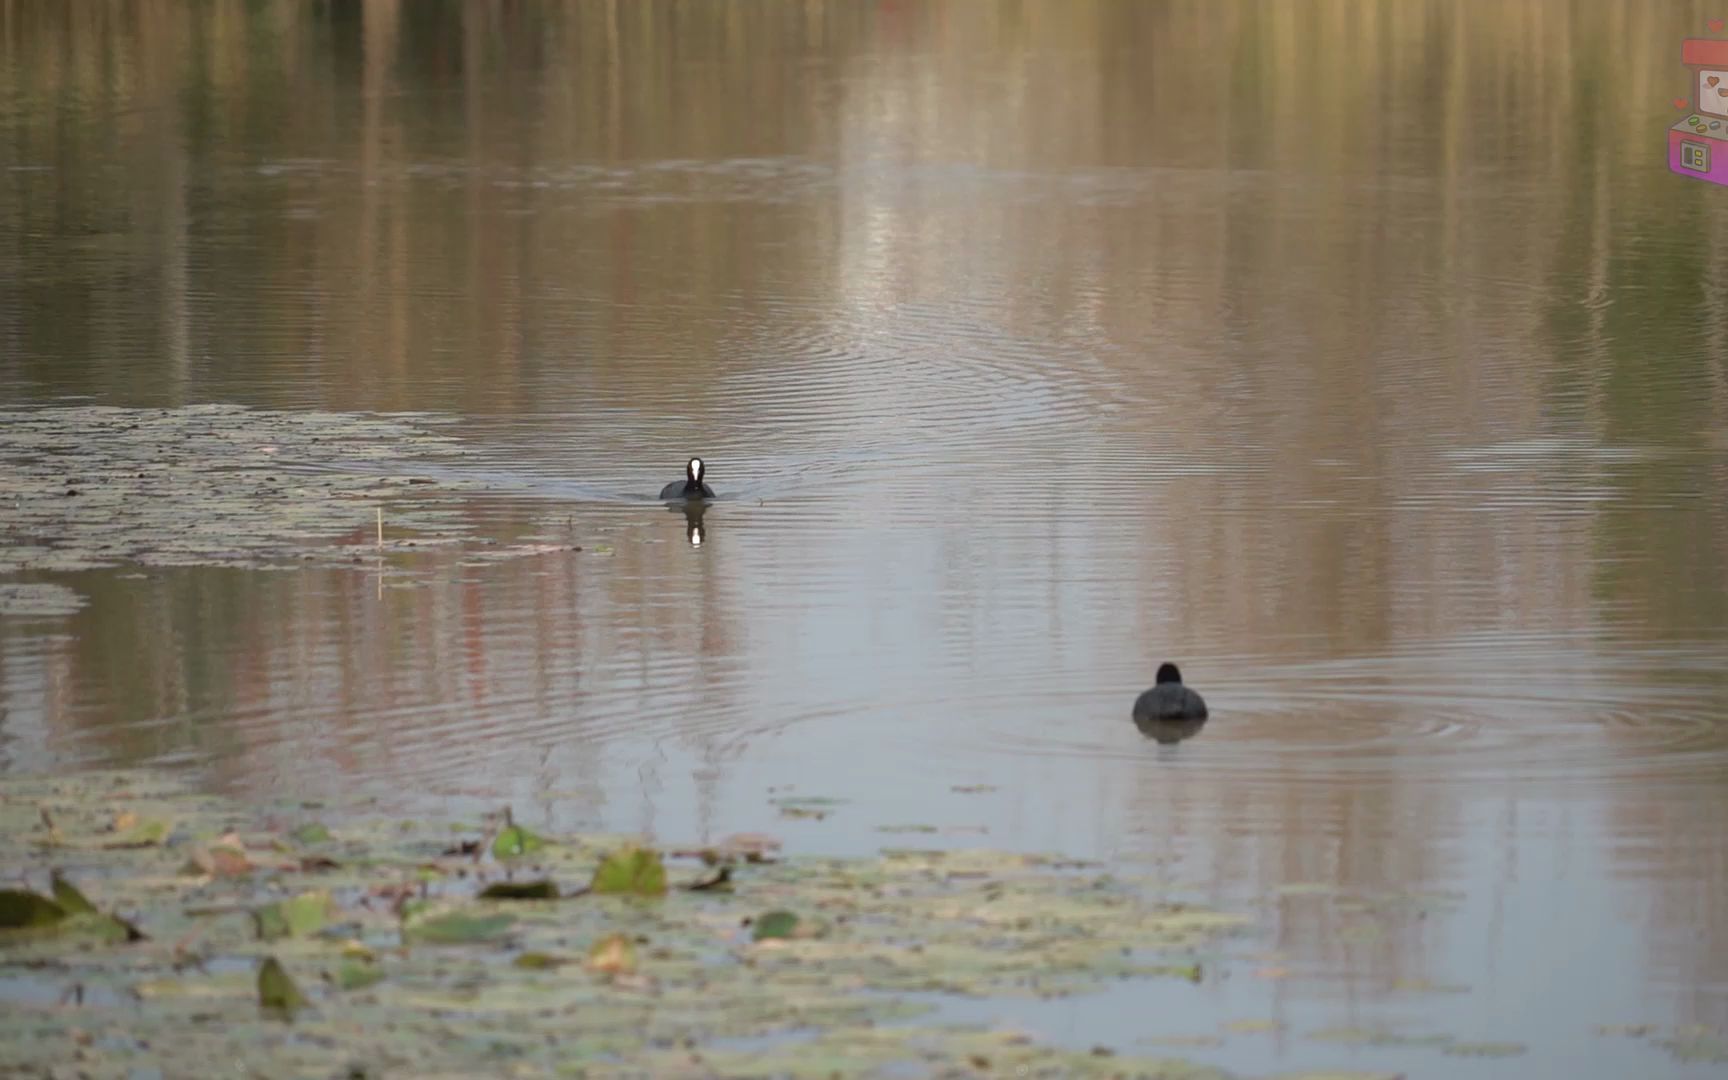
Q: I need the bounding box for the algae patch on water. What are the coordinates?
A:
[0,404,481,575]
[0,768,1252,1077]
[0,581,88,617]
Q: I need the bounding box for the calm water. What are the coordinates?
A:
[4,2,1728,1076]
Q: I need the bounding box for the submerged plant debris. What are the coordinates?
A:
[0,767,1261,1077]
[0,770,1702,1076]
[0,581,88,617]
[0,404,492,576]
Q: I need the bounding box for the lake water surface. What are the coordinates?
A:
[3,3,1728,1077]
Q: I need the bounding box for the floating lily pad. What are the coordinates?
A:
[258,956,309,1018]
[753,910,802,941]
[590,846,667,897]
[0,888,67,930]
[5,875,143,944]
[0,766,1264,1078]
[478,879,560,900]
[336,955,385,991]
[254,891,332,940]
[491,824,546,859]
[402,910,516,945]
[48,873,98,915]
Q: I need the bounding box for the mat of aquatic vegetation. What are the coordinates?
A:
[0,581,88,617]
[0,404,497,578]
[0,769,1260,1079]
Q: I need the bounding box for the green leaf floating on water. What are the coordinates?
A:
[258,956,309,1018]
[491,824,546,859]
[589,846,667,897]
[753,910,801,941]
[254,891,333,941]
[0,766,1261,1077]
[478,879,560,900]
[58,912,140,945]
[2,882,142,944]
[49,873,98,916]
[337,955,385,991]
[402,910,516,945]
[0,889,68,930]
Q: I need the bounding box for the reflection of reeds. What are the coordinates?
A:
[4,0,1728,1027]
[3,0,1719,418]
[3,12,1723,674]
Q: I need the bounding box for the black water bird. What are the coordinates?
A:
[659,457,716,501]
[1134,715,1206,746]
[1132,662,1208,723]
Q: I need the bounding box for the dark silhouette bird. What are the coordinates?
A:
[1132,662,1208,723]
[659,457,716,501]
[1134,715,1206,745]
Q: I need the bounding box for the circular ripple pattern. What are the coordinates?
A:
[973,636,1728,791]
[44,625,1717,809]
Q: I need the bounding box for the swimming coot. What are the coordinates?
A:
[659,457,716,501]
[1132,662,1208,723]
[1134,715,1206,745]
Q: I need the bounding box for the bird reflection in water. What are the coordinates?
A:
[1133,716,1206,746]
[672,500,708,547]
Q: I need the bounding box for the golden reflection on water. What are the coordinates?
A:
[3,0,1728,1069]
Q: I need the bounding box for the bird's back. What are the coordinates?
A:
[1132,683,1208,722]
[661,481,716,500]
